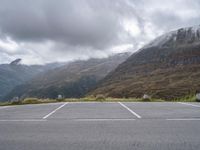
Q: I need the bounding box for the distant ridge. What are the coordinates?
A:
[90,25,200,100]
[0,61,64,101]
[4,53,131,100]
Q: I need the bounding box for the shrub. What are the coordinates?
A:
[11,100,22,105]
[57,98,65,102]
[83,95,96,101]
[22,98,41,104]
[95,94,106,101]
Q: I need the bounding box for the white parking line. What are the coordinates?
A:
[118,102,141,119]
[177,102,200,108]
[166,118,200,121]
[69,102,117,104]
[43,102,68,119]
[0,119,46,122]
[0,106,14,109]
[75,118,135,121]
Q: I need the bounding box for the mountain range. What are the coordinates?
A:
[91,25,200,99]
[3,53,130,101]
[2,25,200,101]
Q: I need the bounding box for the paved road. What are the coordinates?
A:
[0,102,200,150]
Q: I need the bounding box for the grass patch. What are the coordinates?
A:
[22,98,42,104]
[0,94,199,107]
[0,98,58,106]
[82,97,165,102]
[171,95,197,102]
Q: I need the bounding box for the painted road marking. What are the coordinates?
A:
[0,106,14,109]
[0,119,46,122]
[166,118,200,121]
[43,102,68,119]
[178,102,200,108]
[118,102,141,119]
[74,118,135,121]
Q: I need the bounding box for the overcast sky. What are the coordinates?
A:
[0,0,200,64]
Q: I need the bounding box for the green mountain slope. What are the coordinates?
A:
[91,26,200,100]
[5,53,130,100]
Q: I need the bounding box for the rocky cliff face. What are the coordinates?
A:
[91,25,200,100]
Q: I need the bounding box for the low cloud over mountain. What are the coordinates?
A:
[0,0,200,64]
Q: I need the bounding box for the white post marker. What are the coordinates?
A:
[118,102,141,119]
[43,102,68,119]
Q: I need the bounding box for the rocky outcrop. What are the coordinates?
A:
[10,59,22,65]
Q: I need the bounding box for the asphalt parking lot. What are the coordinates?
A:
[0,102,200,150]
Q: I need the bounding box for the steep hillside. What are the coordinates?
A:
[91,26,200,100]
[5,53,130,100]
[0,60,63,101]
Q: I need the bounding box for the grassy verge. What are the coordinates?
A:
[170,95,197,102]
[0,95,198,106]
[0,98,58,106]
[82,97,165,102]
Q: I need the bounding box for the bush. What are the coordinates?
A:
[95,94,106,101]
[57,98,65,102]
[22,98,41,104]
[11,100,22,105]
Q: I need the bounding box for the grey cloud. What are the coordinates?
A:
[0,0,200,64]
[0,0,134,49]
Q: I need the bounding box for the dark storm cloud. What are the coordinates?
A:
[0,0,200,64]
[0,0,135,49]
